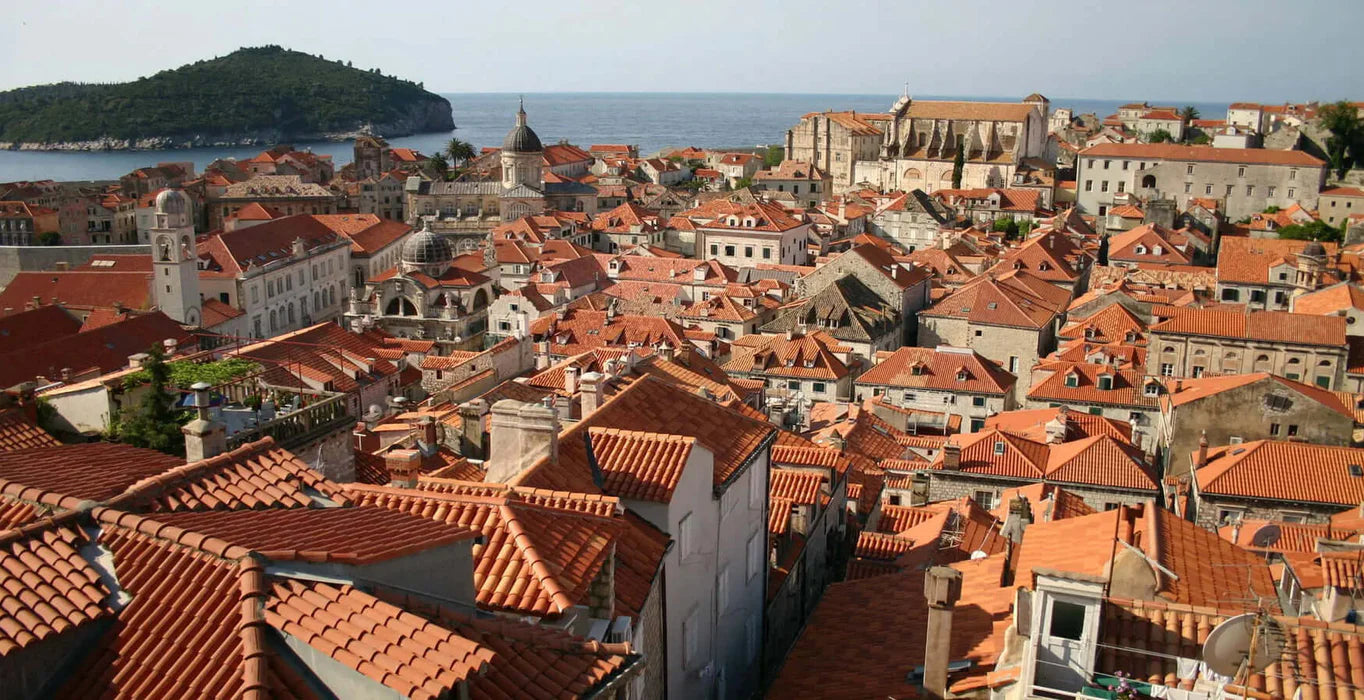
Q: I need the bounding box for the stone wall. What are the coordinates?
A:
[1147,331,1346,389]
[293,428,356,483]
[927,472,1155,512]
[919,316,1051,404]
[1192,494,1351,531]
[634,577,666,700]
[0,244,151,288]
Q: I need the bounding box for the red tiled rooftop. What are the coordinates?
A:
[587,428,696,504]
[0,525,110,657]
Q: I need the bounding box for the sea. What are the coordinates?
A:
[0,93,1231,183]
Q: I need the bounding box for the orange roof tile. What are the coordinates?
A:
[1151,307,1346,347]
[267,579,495,698]
[0,408,58,452]
[587,428,696,503]
[857,346,1016,395]
[991,483,1095,522]
[1196,440,1364,507]
[0,525,110,657]
[769,468,824,506]
[985,407,1134,443]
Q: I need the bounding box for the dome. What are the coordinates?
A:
[1303,240,1327,259]
[401,222,453,267]
[502,100,543,153]
[155,189,189,216]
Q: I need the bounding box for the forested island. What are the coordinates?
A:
[0,46,454,150]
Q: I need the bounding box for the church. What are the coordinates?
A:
[343,221,498,351]
[403,100,596,255]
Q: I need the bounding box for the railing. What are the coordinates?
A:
[226,393,353,451]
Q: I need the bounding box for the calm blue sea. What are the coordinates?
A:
[0,93,1229,183]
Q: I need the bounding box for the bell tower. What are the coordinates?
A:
[151,189,202,326]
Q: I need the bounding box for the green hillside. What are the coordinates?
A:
[0,46,453,145]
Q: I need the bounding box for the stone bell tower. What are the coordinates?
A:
[150,189,202,326]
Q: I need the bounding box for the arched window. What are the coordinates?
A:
[287,303,296,324]
[1253,354,1271,371]
[473,289,489,310]
[1141,174,1156,188]
[904,168,923,181]
[268,309,277,331]
[385,297,418,316]
[940,171,953,182]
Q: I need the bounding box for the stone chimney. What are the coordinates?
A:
[457,399,489,460]
[128,352,150,369]
[922,566,963,700]
[353,422,380,453]
[1196,430,1209,469]
[564,365,580,396]
[941,442,961,470]
[1000,495,1032,542]
[163,338,178,355]
[417,416,438,456]
[182,382,226,462]
[580,371,605,415]
[386,448,422,488]
[1044,410,1069,444]
[658,342,676,363]
[486,399,560,484]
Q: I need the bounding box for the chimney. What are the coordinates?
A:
[182,382,226,461]
[385,448,422,488]
[535,340,551,370]
[999,496,1032,542]
[922,566,963,700]
[128,352,150,369]
[564,365,580,396]
[1196,430,1209,469]
[53,261,69,271]
[580,371,605,415]
[163,338,178,356]
[457,399,489,460]
[353,422,380,453]
[417,416,438,455]
[486,399,560,484]
[1044,410,1069,444]
[658,342,676,363]
[941,442,961,469]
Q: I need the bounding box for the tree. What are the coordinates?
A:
[991,216,1020,240]
[1189,133,1212,145]
[1179,105,1201,122]
[951,140,965,189]
[37,232,61,246]
[763,145,784,168]
[427,153,448,178]
[1318,101,1363,180]
[733,177,754,190]
[444,138,475,167]
[113,343,186,456]
[1278,219,1343,243]
[1145,129,1174,144]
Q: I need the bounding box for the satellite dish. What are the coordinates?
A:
[1250,524,1283,549]
[1202,613,1286,678]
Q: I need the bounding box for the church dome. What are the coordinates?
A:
[401,222,453,267]
[155,189,189,216]
[502,100,543,153]
[1303,240,1327,259]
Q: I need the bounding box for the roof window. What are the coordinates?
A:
[993,441,1006,455]
[1351,464,1364,478]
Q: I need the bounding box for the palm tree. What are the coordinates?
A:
[1179,105,1200,122]
[427,153,449,179]
[444,138,475,167]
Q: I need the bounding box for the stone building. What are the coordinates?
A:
[853,346,1017,433]
[752,161,832,209]
[1025,362,1161,453]
[1075,143,1326,221]
[1156,372,1356,478]
[865,189,952,252]
[918,272,1071,403]
[785,94,1050,194]
[1214,237,1349,310]
[1319,186,1364,227]
[345,223,496,350]
[211,175,340,230]
[695,202,812,267]
[1190,440,1364,529]
[1146,307,1347,388]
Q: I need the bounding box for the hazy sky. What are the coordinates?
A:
[4,0,1361,102]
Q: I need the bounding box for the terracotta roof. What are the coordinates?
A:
[991,483,1095,522]
[1216,236,1343,285]
[1322,186,1364,198]
[1150,307,1346,347]
[1162,372,1356,419]
[931,429,1157,491]
[1080,142,1325,166]
[345,482,627,618]
[857,346,1015,395]
[312,214,411,255]
[122,437,349,512]
[1106,223,1195,265]
[1057,303,1148,345]
[373,588,640,700]
[0,407,58,452]
[0,525,110,657]
[1219,518,1360,554]
[769,468,824,506]
[1028,362,1158,408]
[1292,282,1364,316]
[266,579,495,698]
[587,427,696,503]
[985,407,1134,443]
[0,305,82,355]
[1196,440,1364,507]
[0,442,183,503]
[921,273,1066,329]
[516,376,775,494]
[723,332,850,380]
[0,271,153,313]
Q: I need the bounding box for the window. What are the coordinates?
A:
[1221,288,1240,302]
[1205,184,1213,195]
[1290,169,1298,180]
[1117,181,1125,193]
[970,418,985,432]
[1265,394,1293,411]
[710,244,718,256]
[1270,423,1281,436]
[1288,188,1295,198]
[1144,383,1159,397]
[787,380,799,391]
[716,566,730,612]
[1084,180,1093,192]
[747,533,763,580]
[1088,406,1103,415]
[683,608,701,667]
[1009,357,1019,373]
[1183,183,1191,194]
[1100,181,1109,192]
[1098,376,1113,390]
[1246,185,1254,196]
[1104,160,1111,170]
[1186,164,1195,176]
[993,441,1006,455]
[724,245,735,257]
[1049,600,1087,640]
[1288,424,1299,437]
[1192,366,1205,378]
[974,490,998,510]
[972,396,986,407]
[678,512,695,557]
[743,246,753,258]
[1064,374,1079,388]
[1122,161,1129,170]
[762,247,771,259]
[1268,186,1276,197]
[1237,166,1246,177]
[1160,363,1174,376]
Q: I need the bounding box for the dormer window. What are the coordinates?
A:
[1124,331,1137,342]
[1143,382,1159,397]
[956,370,969,381]
[1134,245,1146,255]
[1084,327,1096,339]
[1098,375,1114,390]
[911,364,925,376]
[993,441,1006,455]
[1064,373,1079,388]
[1152,245,1163,256]
[1039,262,1051,271]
